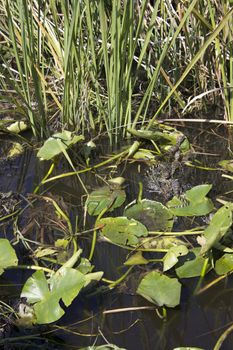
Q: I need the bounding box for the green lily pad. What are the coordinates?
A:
[176,248,210,278]
[124,251,149,265]
[37,130,84,160]
[215,253,233,275]
[137,271,181,307]
[124,199,173,231]
[0,239,18,275]
[163,245,189,272]
[167,184,214,216]
[87,186,126,216]
[200,205,232,254]
[21,267,103,324]
[97,217,148,246]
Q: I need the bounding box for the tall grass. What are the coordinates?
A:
[0,0,232,141]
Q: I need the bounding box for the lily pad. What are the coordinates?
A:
[137,271,181,307]
[21,268,103,324]
[176,248,210,278]
[215,253,233,275]
[0,239,18,275]
[163,245,189,272]
[124,199,173,231]
[37,130,84,160]
[97,217,148,246]
[200,205,232,254]
[87,186,126,216]
[167,184,214,216]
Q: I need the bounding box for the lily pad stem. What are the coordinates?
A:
[89,207,108,261]
[104,266,134,289]
[6,265,53,274]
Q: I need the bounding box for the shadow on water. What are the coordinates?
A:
[1,124,233,349]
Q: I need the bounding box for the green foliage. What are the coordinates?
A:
[176,248,210,278]
[0,239,18,275]
[21,268,103,324]
[215,254,233,275]
[0,1,232,140]
[37,131,84,160]
[137,271,181,307]
[167,185,214,217]
[97,217,148,246]
[87,186,126,216]
[124,199,174,231]
[200,206,232,254]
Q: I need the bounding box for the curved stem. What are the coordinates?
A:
[213,323,233,350]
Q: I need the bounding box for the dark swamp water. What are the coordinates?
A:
[1,123,233,350]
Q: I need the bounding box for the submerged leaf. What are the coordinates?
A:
[167,184,214,216]
[0,239,18,275]
[97,217,148,246]
[124,199,173,231]
[200,206,232,254]
[87,186,126,216]
[137,271,181,307]
[37,130,84,160]
[163,245,189,272]
[215,254,233,275]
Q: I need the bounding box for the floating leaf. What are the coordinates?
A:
[215,254,233,275]
[163,245,189,272]
[218,160,233,173]
[37,130,84,160]
[0,239,18,275]
[176,248,210,278]
[87,186,126,216]
[124,199,173,231]
[21,268,103,324]
[124,251,149,265]
[200,206,232,254]
[97,217,148,246]
[137,271,181,307]
[167,184,214,216]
